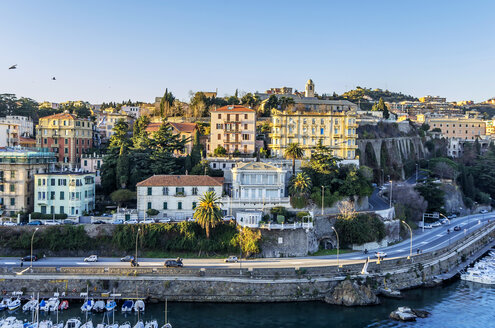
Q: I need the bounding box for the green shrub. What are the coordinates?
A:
[146,209,159,216]
[334,213,386,246]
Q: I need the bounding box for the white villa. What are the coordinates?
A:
[136,175,224,220]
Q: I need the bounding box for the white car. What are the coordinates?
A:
[124,219,138,224]
[480,209,489,214]
[44,220,61,226]
[224,256,239,263]
[432,221,442,227]
[222,216,235,221]
[2,221,17,226]
[374,251,387,258]
[140,219,155,224]
[84,255,98,262]
[424,224,433,229]
[158,218,171,223]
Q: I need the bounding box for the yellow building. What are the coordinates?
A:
[209,105,256,155]
[485,120,495,135]
[427,116,486,140]
[269,108,358,160]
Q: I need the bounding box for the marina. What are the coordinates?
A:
[460,250,495,285]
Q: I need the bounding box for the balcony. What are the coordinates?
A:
[174,192,186,197]
[224,129,241,133]
[224,140,241,144]
[333,134,343,138]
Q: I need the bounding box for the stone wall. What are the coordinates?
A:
[260,228,318,257]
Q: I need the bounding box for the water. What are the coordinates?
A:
[4,280,495,328]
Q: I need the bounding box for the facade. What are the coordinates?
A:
[427,116,486,140]
[81,153,105,185]
[447,137,492,158]
[0,123,19,147]
[0,149,56,216]
[36,112,93,168]
[121,106,142,118]
[34,172,96,217]
[136,175,224,220]
[419,96,447,103]
[236,210,263,228]
[269,107,358,159]
[209,105,256,155]
[169,122,197,155]
[485,120,495,135]
[229,162,290,211]
[97,112,134,140]
[0,116,34,137]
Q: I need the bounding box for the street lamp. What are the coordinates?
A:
[238,225,243,276]
[389,179,393,208]
[321,186,325,216]
[30,228,39,269]
[401,220,412,260]
[331,226,340,270]
[135,228,141,265]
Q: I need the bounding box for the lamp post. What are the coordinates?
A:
[321,186,325,216]
[239,226,243,276]
[401,220,412,260]
[415,163,418,183]
[389,178,393,208]
[30,228,39,269]
[135,228,141,265]
[331,226,340,270]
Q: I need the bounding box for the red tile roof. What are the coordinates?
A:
[211,105,255,112]
[169,122,197,134]
[137,175,224,187]
[145,122,162,133]
[39,112,83,120]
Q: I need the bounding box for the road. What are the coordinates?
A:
[1,213,493,270]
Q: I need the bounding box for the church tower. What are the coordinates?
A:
[305,79,315,98]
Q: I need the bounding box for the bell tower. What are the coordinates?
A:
[305,79,315,98]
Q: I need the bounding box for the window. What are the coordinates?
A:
[162,187,169,195]
[147,187,152,195]
[320,128,324,135]
[244,114,248,119]
[44,138,47,144]
[218,134,221,140]
[192,187,198,195]
[10,198,15,206]
[60,191,65,200]
[178,202,182,210]
[147,202,152,210]
[192,202,197,209]
[65,138,68,144]
[216,123,222,129]
[64,148,69,154]
[41,205,46,214]
[218,114,221,119]
[54,139,58,145]
[9,184,14,192]
[59,206,64,214]
[38,179,41,186]
[208,187,214,192]
[163,202,168,210]
[50,191,55,200]
[242,134,250,140]
[51,178,55,186]
[10,171,15,179]
[244,124,248,130]
[50,206,54,214]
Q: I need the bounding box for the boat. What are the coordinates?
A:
[0,317,19,328]
[81,299,95,312]
[106,300,117,312]
[144,321,157,328]
[80,321,93,328]
[106,324,119,328]
[133,300,145,312]
[59,300,69,311]
[7,297,21,311]
[48,297,61,312]
[121,300,133,313]
[460,251,495,285]
[0,298,12,311]
[39,320,54,328]
[119,323,131,328]
[93,301,105,313]
[23,299,39,312]
[133,322,144,328]
[39,299,50,312]
[161,298,172,328]
[64,319,82,328]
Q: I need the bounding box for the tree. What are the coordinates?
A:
[233,227,262,258]
[159,89,175,117]
[415,178,445,213]
[193,191,223,238]
[284,143,304,175]
[110,189,136,207]
[289,172,312,196]
[372,97,389,119]
[392,184,427,222]
[213,145,227,157]
[279,97,295,110]
[338,200,356,221]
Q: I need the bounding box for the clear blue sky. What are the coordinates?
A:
[1,0,494,104]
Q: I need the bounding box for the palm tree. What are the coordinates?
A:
[285,143,304,175]
[289,172,312,196]
[193,191,223,238]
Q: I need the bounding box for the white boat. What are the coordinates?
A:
[121,300,133,313]
[48,297,61,312]
[106,324,119,328]
[39,320,55,328]
[133,300,145,312]
[0,298,12,311]
[81,299,95,312]
[144,321,157,328]
[24,299,39,311]
[64,319,82,328]
[119,323,131,328]
[105,300,117,312]
[39,299,50,312]
[0,317,19,328]
[133,321,144,328]
[95,324,105,328]
[7,297,21,311]
[93,301,105,312]
[80,321,94,328]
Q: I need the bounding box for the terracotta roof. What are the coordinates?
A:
[169,122,197,134]
[145,122,162,133]
[137,175,224,187]
[211,105,255,112]
[39,112,80,120]
[19,137,36,144]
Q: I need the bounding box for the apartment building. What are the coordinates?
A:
[209,105,256,155]
[36,112,93,168]
[34,172,96,217]
[419,96,447,103]
[97,112,134,140]
[485,120,495,135]
[0,123,19,147]
[136,175,223,220]
[269,108,358,160]
[427,116,486,140]
[0,116,33,137]
[145,122,198,156]
[0,149,56,216]
[81,153,105,185]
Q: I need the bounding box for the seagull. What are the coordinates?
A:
[8,64,17,70]
[52,77,56,80]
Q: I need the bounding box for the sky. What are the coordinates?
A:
[0,0,494,104]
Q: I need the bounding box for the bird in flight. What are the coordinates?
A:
[8,64,17,70]
[52,77,56,80]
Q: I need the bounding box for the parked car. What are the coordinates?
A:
[164,259,183,268]
[374,251,387,258]
[2,221,17,226]
[432,221,442,227]
[124,219,138,224]
[21,255,38,262]
[27,220,43,226]
[120,255,135,262]
[44,220,61,226]
[140,219,155,224]
[440,218,449,224]
[101,213,113,217]
[423,224,433,229]
[84,255,98,262]
[448,214,457,219]
[92,220,107,224]
[453,226,462,231]
[224,256,239,263]
[63,219,76,225]
[158,218,171,223]
[222,216,235,222]
[480,209,489,214]
[112,219,124,225]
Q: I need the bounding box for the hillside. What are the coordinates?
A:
[324,87,418,110]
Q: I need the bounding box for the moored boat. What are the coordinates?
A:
[23,299,38,312]
[121,300,133,313]
[93,301,105,313]
[133,300,145,313]
[7,298,21,311]
[59,300,69,310]
[105,300,117,312]
[64,318,82,328]
[81,299,94,312]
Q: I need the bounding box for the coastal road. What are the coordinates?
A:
[1,213,493,270]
